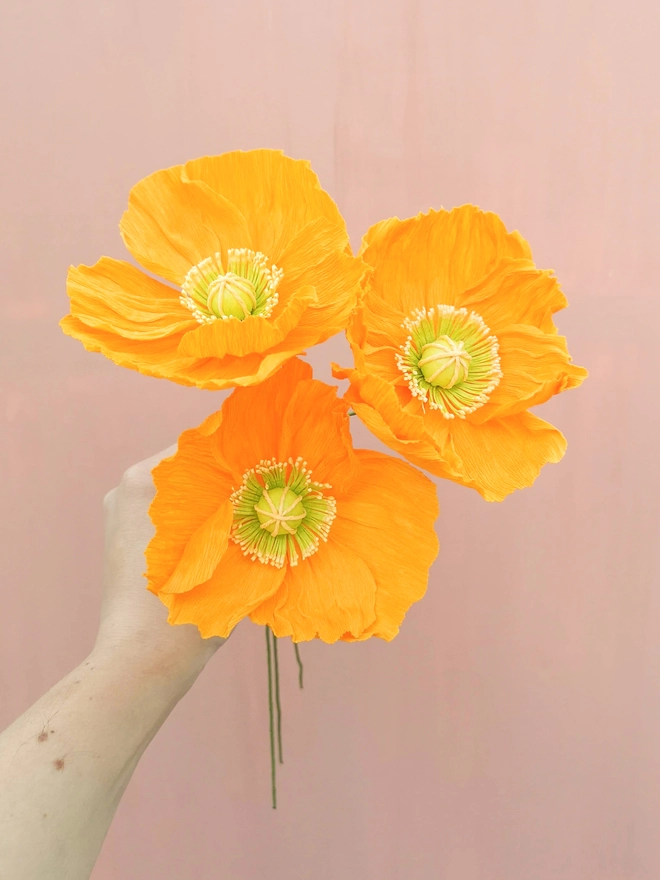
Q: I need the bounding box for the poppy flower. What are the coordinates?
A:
[147,359,439,642]
[333,206,588,502]
[61,150,364,389]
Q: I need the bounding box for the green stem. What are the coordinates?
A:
[265,627,277,809]
[294,643,304,689]
[273,633,283,764]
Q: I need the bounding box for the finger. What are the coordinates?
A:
[102,487,118,532]
[140,444,178,472]
[118,444,179,506]
[103,486,118,511]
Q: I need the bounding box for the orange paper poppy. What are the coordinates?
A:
[61,150,364,389]
[334,206,588,502]
[147,359,439,643]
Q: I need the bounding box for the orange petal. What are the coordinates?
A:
[66,257,197,340]
[60,314,301,391]
[183,150,346,262]
[472,326,589,423]
[336,364,570,499]
[197,409,223,436]
[334,367,459,475]
[161,501,233,594]
[60,314,192,379]
[332,450,438,640]
[172,349,302,390]
[176,286,317,359]
[147,429,234,593]
[446,411,568,501]
[277,216,350,290]
[350,290,407,350]
[167,543,286,639]
[249,538,377,643]
[120,165,252,286]
[279,379,358,496]
[268,248,365,353]
[460,260,569,334]
[212,358,313,479]
[360,206,532,315]
[361,343,402,385]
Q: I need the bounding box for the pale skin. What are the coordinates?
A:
[0,447,224,880]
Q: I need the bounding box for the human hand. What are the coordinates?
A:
[95,446,225,689]
[0,448,227,880]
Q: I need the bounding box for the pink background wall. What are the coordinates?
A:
[1,1,658,878]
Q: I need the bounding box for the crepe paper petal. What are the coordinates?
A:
[212,358,314,480]
[278,379,359,497]
[460,259,568,335]
[358,205,531,315]
[146,431,234,594]
[249,539,377,643]
[183,150,346,262]
[470,325,589,424]
[160,501,233,595]
[442,411,568,502]
[120,167,252,286]
[166,544,287,638]
[332,450,439,641]
[66,257,198,339]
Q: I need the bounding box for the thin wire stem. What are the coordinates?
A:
[272,633,283,764]
[265,626,277,809]
[294,643,304,689]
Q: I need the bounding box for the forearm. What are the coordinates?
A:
[0,641,205,880]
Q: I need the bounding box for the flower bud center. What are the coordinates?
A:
[255,486,306,536]
[180,249,283,324]
[418,336,471,388]
[206,272,257,320]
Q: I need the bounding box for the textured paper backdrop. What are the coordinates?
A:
[1,1,658,878]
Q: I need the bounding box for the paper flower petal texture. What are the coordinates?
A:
[147,358,439,642]
[334,206,588,501]
[61,150,365,390]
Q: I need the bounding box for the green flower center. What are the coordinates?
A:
[396,305,502,419]
[180,248,283,324]
[254,487,306,535]
[230,458,336,568]
[418,336,471,388]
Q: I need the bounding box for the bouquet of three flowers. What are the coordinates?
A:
[62,149,586,803]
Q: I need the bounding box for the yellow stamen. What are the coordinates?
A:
[180,248,282,324]
[396,305,502,419]
[230,458,336,568]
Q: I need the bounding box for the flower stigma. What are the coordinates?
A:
[180,248,283,323]
[396,305,502,419]
[418,336,471,388]
[230,458,336,568]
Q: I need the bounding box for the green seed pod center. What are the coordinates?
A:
[418,336,471,388]
[255,486,306,536]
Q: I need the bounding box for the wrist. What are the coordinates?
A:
[90,626,222,702]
